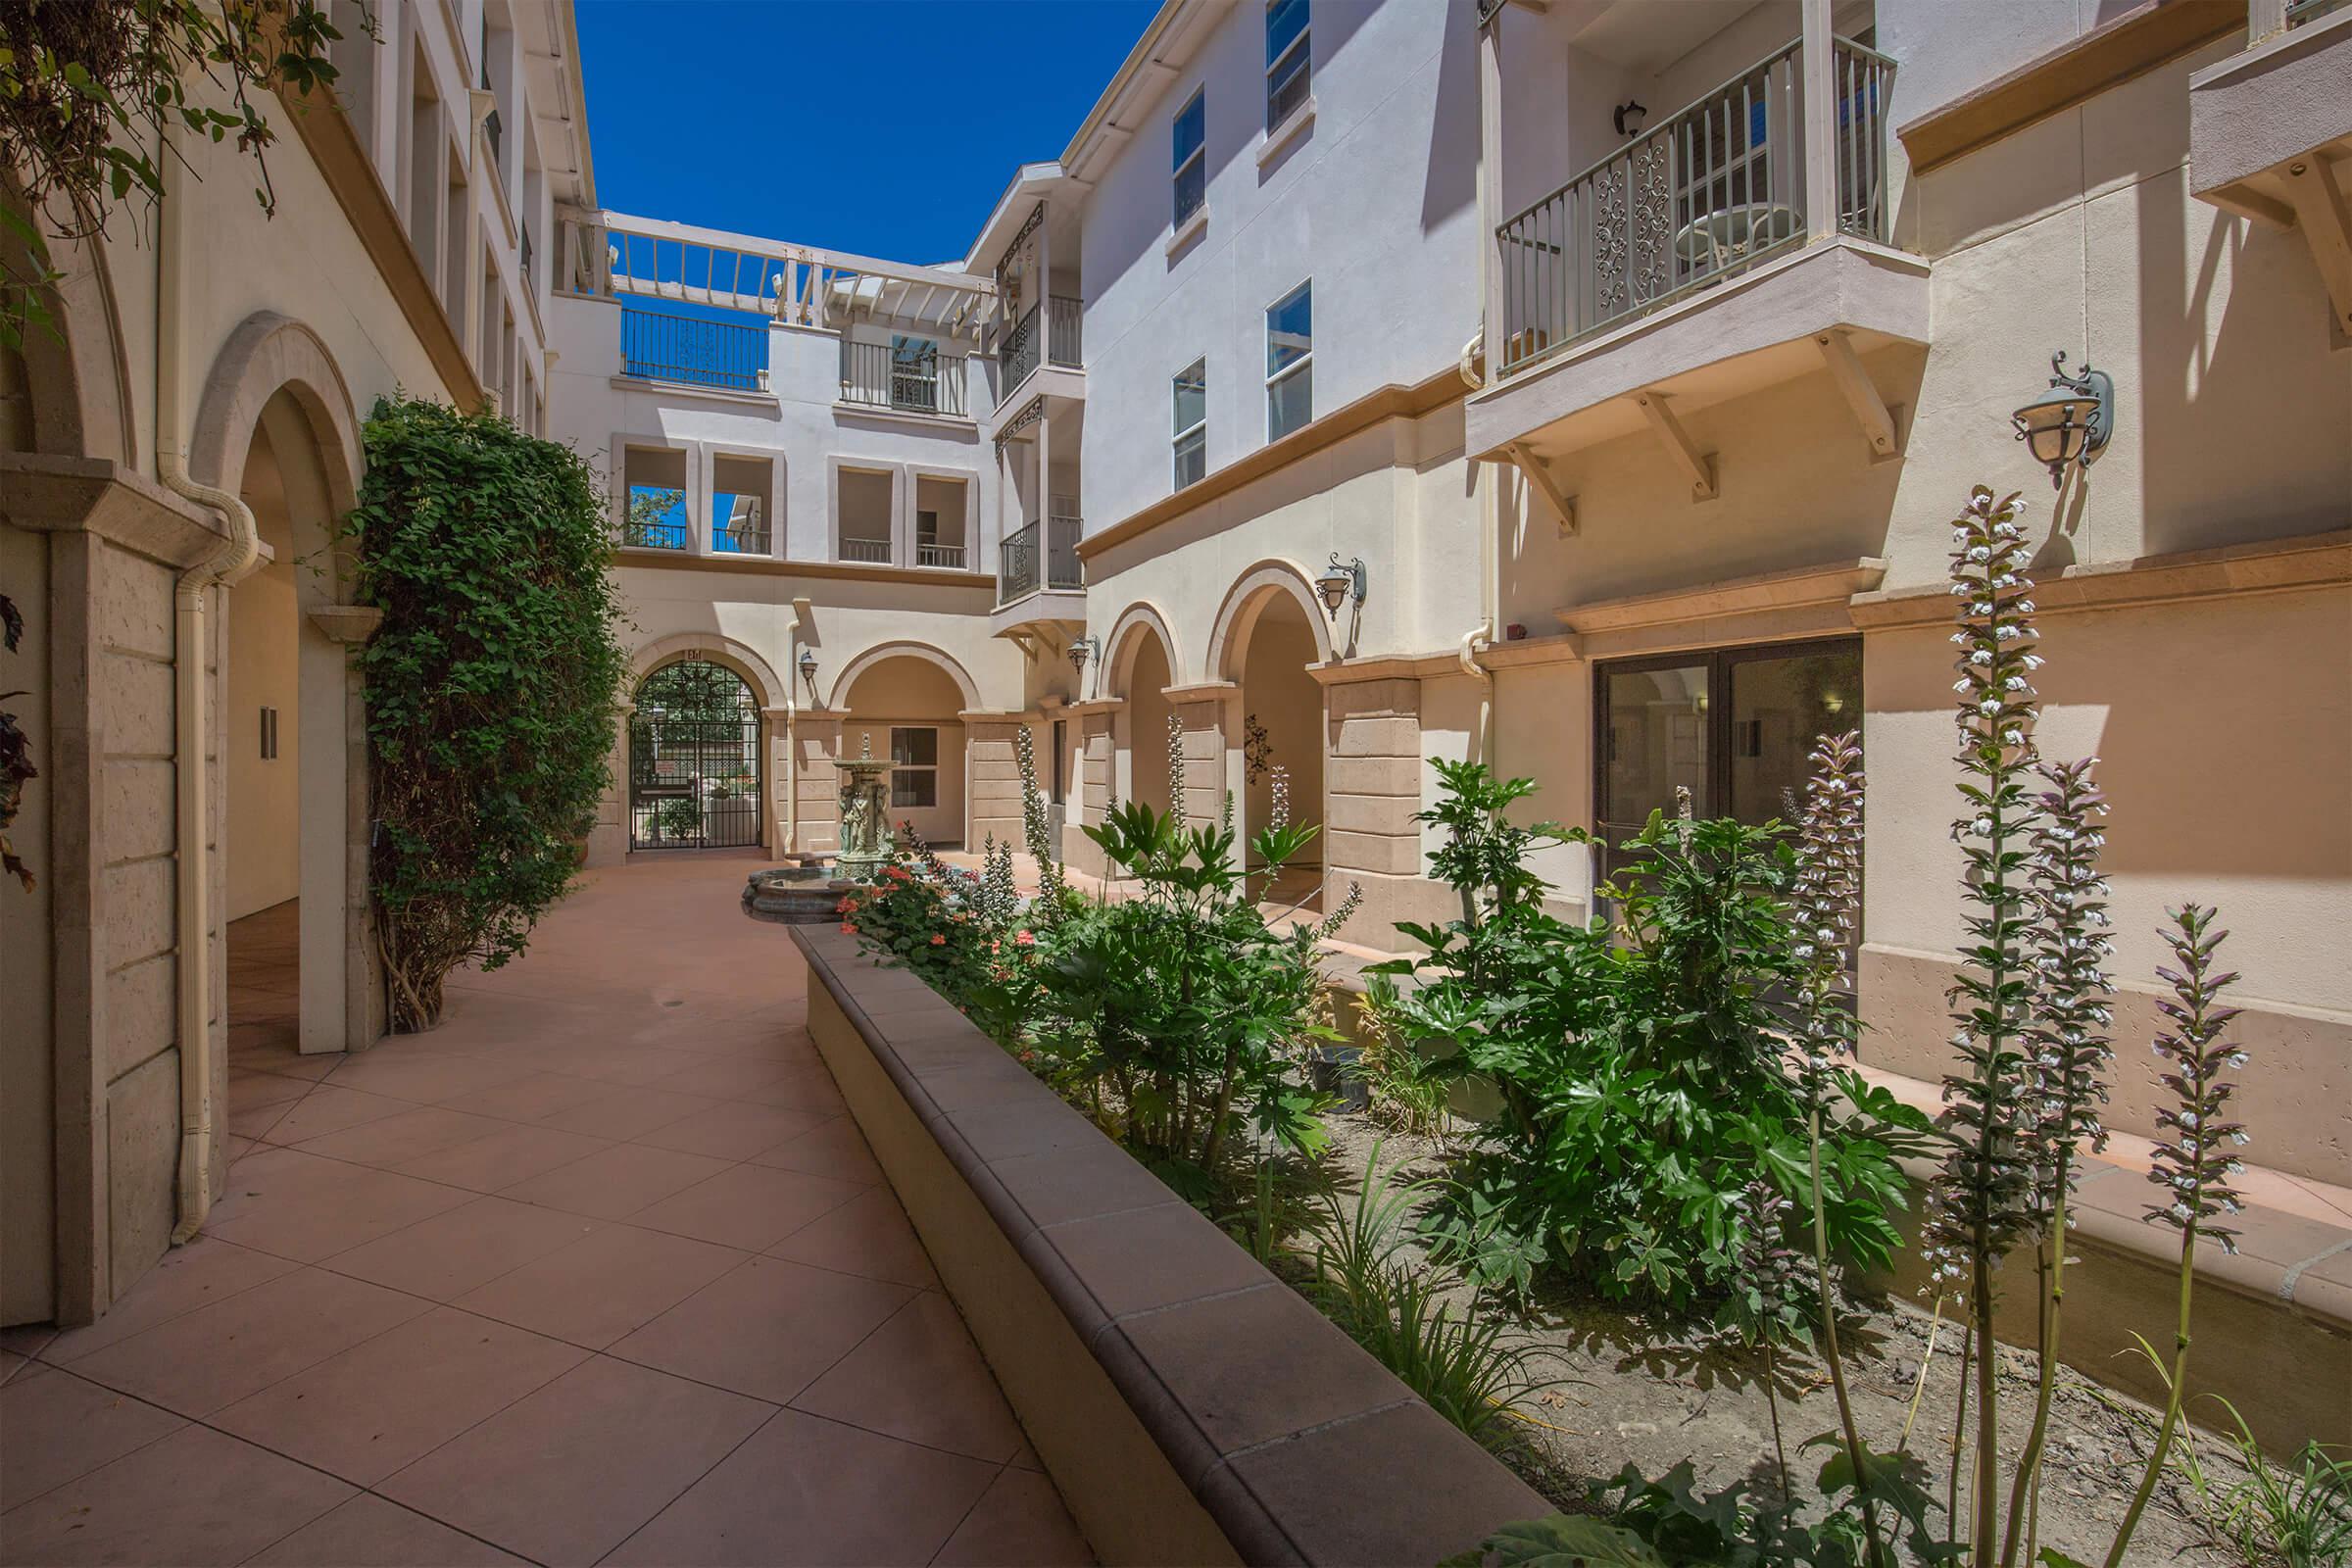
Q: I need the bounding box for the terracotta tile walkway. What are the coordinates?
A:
[1,854,1091,1568]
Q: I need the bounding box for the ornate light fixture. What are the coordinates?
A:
[797,646,820,704]
[1315,554,1367,620]
[2011,351,2114,490]
[1067,635,1099,675]
[1614,100,1647,137]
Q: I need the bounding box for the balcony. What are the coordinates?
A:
[997,295,1084,400]
[839,339,970,418]
[619,307,768,392]
[1468,27,1928,492]
[2188,1,2352,337]
[990,513,1085,641]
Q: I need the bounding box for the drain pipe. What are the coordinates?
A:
[156,129,264,1244]
[1456,330,1495,760]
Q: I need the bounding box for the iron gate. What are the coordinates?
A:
[629,712,762,850]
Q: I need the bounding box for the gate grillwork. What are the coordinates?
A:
[628,662,763,850]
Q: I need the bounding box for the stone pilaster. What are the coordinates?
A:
[1063,700,1118,878]
[790,710,844,854]
[585,706,631,868]
[962,711,1025,853]
[1322,674,1447,946]
[1164,683,1236,830]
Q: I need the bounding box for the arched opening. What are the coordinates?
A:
[628,660,764,850]
[842,655,969,849]
[1113,625,1175,817]
[1232,589,1325,894]
[223,390,339,1064]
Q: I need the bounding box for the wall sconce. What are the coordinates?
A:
[1067,635,1099,676]
[797,646,820,704]
[2011,351,2114,490]
[1614,100,1647,137]
[1315,554,1367,621]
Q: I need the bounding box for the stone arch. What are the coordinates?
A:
[826,640,982,713]
[629,632,790,712]
[0,207,134,463]
[1204,558,1335,683]
[1102,600,1183,702]
[188,312,362,516]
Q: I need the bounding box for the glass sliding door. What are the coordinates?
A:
[1594,638,1861,887]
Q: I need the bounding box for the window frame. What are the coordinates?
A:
[615,437,694,553]
[1264,0,1310,131]
[889,726,941,809]
[1263,280,1313,442]
[709,446,781,559]
[1172,88,1207,228]
[1172,358,1208,491]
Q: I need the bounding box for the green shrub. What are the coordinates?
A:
[1370,760,1926,1317]
[347,395,627,1030]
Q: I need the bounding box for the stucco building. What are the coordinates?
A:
[4,0,2346,1338]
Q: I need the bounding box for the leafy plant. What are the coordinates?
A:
[0,589,32,888]
[1350,983,1451,1138]
[348,395,627,1030]
[651,797,703,840]
[2,1,365,349]
[2166,1395,2351,1568]
[1369,760,1924,1316]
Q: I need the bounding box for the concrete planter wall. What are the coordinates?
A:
[789,923,1546,1567]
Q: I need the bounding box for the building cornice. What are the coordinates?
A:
[1559,559,1889,636]
[611,548,997,593]
[0,454,229,568]
[1076,368,1468,564]
[273,81,485,412]
[1850,528,2351,628]
[1897,0,2247,175]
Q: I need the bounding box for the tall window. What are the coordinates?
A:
[1265,282,1312,441]
[1265,0,1310,130]
[891,334,941,413]
[890,728,939,808]
[1173,89,1206,227]
[1173,359,1207,490]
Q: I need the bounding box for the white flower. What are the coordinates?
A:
[1967,546,1990,563]
[2226,1053,2248,1069]
[1979,699,2002,715]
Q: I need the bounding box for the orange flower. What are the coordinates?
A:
[929,933,947,946]
[841,921,858,935]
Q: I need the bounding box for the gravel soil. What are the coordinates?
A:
[1318,1112,2258,1568]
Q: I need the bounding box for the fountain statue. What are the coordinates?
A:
[830,734,895,885]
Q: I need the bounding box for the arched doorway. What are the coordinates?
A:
[629,660,764,850]
[1111,623,1175,816]
[1220,579,1327,890]
[838,654,971,849]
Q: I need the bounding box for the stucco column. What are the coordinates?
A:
[307,606,385,1054]
[1160,682,1236,831]
[962,710,1025,854]
[1320,672,1444,948]
[793,708,845,854]
[584,706,632,868]
[760,707,793,858]
[1062,699,1118,879]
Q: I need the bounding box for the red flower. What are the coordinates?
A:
[835,896,858,914]
[1013,930,1036,947]
[929,933,947,946]
[841,922,859,935]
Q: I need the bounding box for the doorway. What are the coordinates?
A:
[629,660,764,850]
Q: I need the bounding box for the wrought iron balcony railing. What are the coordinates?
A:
[839,340,969,416]
[997,513,1084,607]
[1494,35,1894,375]
[619,307,768,391]
[998,296,1084,399]
[840,535,893,564]
[916,542,967,568]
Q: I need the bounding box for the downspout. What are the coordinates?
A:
[155,127,263,1245]
[1457,330,1495,760]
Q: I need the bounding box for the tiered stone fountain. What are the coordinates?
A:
[742,736,896,924]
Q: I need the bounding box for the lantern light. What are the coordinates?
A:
[2012,351,2114,490]
[1315,554,1367,620]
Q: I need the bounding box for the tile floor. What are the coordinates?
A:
[1,855,1092,1568]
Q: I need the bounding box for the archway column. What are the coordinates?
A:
[1060,698,1120,879]
[1315,666,1448,947]
[961,710,1026,853]
[1163,681,1239,831]
[585,704,633,868]
[792,708,845,854]
[306,606,385,1054]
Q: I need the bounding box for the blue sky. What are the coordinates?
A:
[575,1,1156,267]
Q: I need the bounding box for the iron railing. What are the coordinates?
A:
[840,535,894,564]
[839,340,969,416]
[999,295,1084,397]
[1494,35,1894,374]
[717,499,770,556]
[2287,0,2348,24]
[620,307,768,391]
[916,542,967,568]
[997,513,1083,606]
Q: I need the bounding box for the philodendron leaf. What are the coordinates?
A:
[1439,1514,1669,1568]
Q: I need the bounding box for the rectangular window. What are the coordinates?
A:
[620,446,689,550]
[712,454,774,555]
[914,475,968,567]
[837,466,895,564]
[1172,359,1207,490]
[1172,89,1206,227]
[890,334,942,414]
[1265,0,1310,130]
[890,727,940,808]
[1265,282,1312,441]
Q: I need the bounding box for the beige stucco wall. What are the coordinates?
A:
[842,657,971,850]
[224,424,302,921]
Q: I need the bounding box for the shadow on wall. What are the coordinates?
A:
[1421,0,1481,235]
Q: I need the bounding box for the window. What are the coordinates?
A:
[1172,359,1207,490]
[890,727,939,808]
[1172,89,1205,227]
[620,446,689,550]
[891,335,942,414]
[914,474,968,568]
[1265,282,1312,441]
[837,466,895,564]
[712,454,775,555]
[1265,0,1310,130]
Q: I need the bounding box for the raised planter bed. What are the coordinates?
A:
[788,922,1547,1567]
